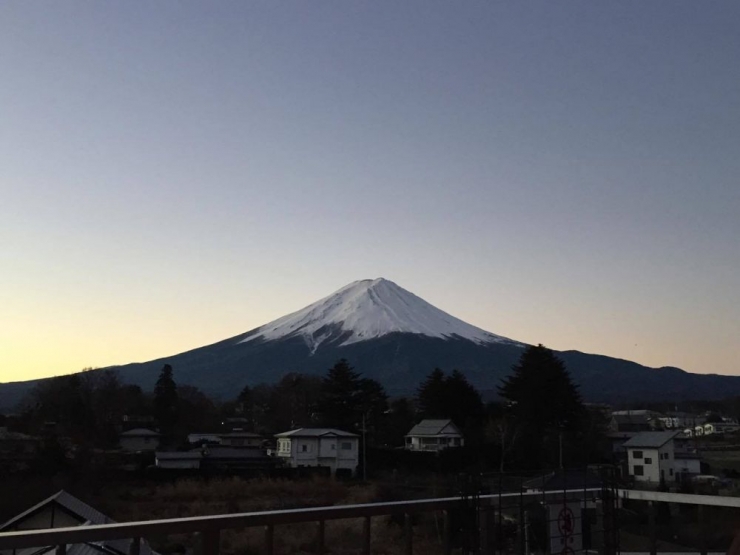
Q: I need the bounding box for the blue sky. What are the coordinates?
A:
[1,1,739,381]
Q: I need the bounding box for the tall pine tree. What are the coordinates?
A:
[416,368,447,418]
[154,364,179,442]
[498,344,585,467]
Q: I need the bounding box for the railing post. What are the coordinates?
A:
[648,501,657,555]
[404,513,413,555]
[128,537,141,555]
[317,520,325,554]
[264,524,274,555]
[195,530,220,555]
[363,516,371,555]
[479,504,490,555]
[443,510,452,555]
[699,505,708,555]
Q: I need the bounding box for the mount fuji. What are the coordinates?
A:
[2,278,740,407]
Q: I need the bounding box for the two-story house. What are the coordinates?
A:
[274,428,359,476]
[623,431,678,484]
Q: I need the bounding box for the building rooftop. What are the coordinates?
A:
[406,419,461,437]
[0,490,156,555]
[623,431,679,449]
[275,428,358,438]
[120,428,160,437]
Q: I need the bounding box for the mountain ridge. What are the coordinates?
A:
[1,278,739,408]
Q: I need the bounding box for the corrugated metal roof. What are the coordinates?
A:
[623,431,679,448]
[406,419,461,437]
[120,428,160,437]
[156,451,203,460]
[275,428,358,438]
[204,447,269,459]
[0,491,156,555]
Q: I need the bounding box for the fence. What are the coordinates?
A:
[1,475,739,555]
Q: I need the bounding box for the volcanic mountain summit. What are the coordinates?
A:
[239,278,519,353]
[1,277,740,408]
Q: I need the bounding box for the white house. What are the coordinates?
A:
[119,428,160,452]
[405,419,464,451]
[623,431,678,484]
[0,490,157,555]
[274,428,359,476]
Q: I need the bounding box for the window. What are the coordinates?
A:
[633,450,643,459]
[331,443,336,450]
[670,469,674,476]
[301,444,309,452]
[341,442,352,450]
[644,457,652,464]
[634,465,644,476]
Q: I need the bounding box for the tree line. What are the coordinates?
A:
[9,344,610,470]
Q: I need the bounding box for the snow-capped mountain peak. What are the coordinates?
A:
[238,278,516,352]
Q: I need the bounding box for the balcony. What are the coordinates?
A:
[0,482,737,554]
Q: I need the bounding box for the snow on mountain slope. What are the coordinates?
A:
[239,278,518,352]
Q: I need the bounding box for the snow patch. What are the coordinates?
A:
[239,278,517,350]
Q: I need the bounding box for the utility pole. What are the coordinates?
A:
[362,412,367,481]
[558,427,564,469]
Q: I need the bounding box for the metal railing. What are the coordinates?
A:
[3,487,739,555]
[0,489,602,555]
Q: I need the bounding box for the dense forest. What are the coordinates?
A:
[1,345,620,473]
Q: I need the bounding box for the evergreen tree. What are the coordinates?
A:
[499,344,583,432]
[317,359,388,434]
[415,368,485,443]
[154,364,179,441]
[498,344,585,467]
[416,368,447,418]
[444,370,485,442]
[235,385,255,428]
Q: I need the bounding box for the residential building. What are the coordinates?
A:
[187,433,222,445]
[220,431,264,448]
[156,451,202,470]
[119,428,160,452]
[610,411,657,433]
[674,453,702,480]
[405,419,464,451]
[155,446,275,471]
[0,490,156,555]
[275,428,359,476]
[623,431,678,484]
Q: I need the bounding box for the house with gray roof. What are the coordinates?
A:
[623,431,679,484]
[0,490,156,555]
[405,419,463,451]
[119,428,160,452]
[274,428,359,476]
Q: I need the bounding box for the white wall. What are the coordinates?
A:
[276,436,358,475]
[628,441,676,483]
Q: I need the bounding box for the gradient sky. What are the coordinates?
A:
[2,2,739,383]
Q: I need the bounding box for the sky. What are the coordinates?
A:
[1,1,739,383]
